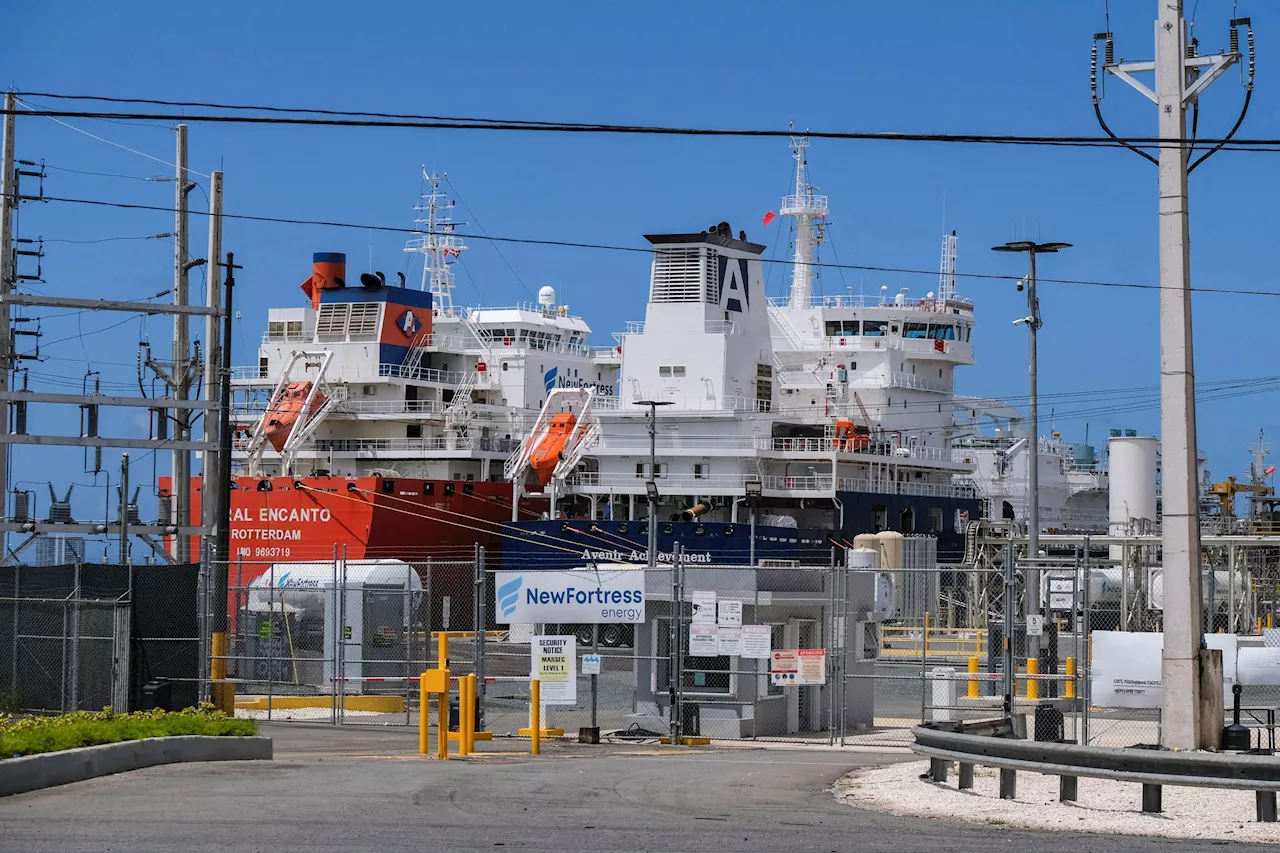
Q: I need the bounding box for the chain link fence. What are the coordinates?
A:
[0,562,202,714]
[210,543,1280,751]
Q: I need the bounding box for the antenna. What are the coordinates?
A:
[403,169,468,311]
[779,130,829,310]
[938,230,958,303]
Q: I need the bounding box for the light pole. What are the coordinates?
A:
[635,400,673,569]
[991,240,1070,652]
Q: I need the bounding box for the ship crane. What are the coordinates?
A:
[504,387,601,520]
[244,350,340,476]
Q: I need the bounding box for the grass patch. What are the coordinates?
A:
[0,704,257,759]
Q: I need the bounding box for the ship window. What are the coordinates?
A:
[904,322,929,339]
[673,366,685,377]
[258,357,269,379]
[381,480,396,494]
[926,324,956,340]
[444,483,455,496]
[463,483,474,494]
[659,366,670,377]
[863,320,887,337]
[694,463,707,479]
[636,462,645,477]
[825,321,859,337]
[407,424,422,439]
[872,505,887,531]
[268,321,285,339]
[502,362,509,371]
[287,320,303,338]
[900,507,916,533]
[929,507,944,532]
[423,482,435,495]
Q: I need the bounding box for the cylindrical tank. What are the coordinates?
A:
[1108,435,1158,559]
[1073,444,1097,467]
[875,530,904,570]
[852,533,879,553]
[846,547,879,570]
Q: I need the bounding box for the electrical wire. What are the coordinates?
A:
[10,96,1280,152]
[37,194,1280,299]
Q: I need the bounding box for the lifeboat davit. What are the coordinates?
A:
[264,382,328,453]
[528,412,578,485]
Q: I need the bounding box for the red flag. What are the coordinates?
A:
[762,211,776,226]
[1267,465,1276,476]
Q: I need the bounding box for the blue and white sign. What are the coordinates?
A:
[495,568,645,625]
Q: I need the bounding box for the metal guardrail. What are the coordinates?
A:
[911,724,1280,823]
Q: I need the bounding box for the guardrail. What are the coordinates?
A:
[911,723,1280,823]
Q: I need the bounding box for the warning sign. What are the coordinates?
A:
[770,649,799,685]
[531,635,576,705]
[770,648,826,686]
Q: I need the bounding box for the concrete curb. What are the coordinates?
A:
[0,736,273,797]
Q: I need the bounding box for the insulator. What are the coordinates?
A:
[157,494,172,526]
[12,491,30,524]
[1231,26,1239,54]
[1105,39,1114,66]
[1187,37,1198,59]
[154,408,168,440]
[84,403,99,438]
[13,400,26,435]
[1249,31,1256,78]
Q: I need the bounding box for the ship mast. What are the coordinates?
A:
[780,134,828,309]
[404,169,468,312]
[937,230,958,303]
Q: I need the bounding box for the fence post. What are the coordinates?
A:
[475,546,486,735]
[923,611,930,662]
[531,678,541,755]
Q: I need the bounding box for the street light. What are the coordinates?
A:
[991,240,1071,650]
[635,400,673,570]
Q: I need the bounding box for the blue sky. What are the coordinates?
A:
[4,0,1277,535]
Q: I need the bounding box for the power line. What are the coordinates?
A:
[8,101,1280,152]
[39,193,1280,299]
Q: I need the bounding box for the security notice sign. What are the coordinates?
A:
[797,649,827,685]
[740,625,771,659]
[531,635,576,705]
[770,648,826,686]
[770,649,799,686]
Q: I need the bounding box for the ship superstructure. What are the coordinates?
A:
[505,137,982,560]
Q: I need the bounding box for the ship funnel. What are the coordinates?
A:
[301,252,347,309]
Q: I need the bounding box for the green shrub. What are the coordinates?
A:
[0,703,257,759]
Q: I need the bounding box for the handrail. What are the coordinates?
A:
[911,724,1280,821]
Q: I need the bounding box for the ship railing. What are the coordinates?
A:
[759,474,835,492]
[593,395,772,414]
[261,331,310,344]
[377,363,468,385]
[306,436,521,454]
[767,294,975,310]
[566,472,762,492]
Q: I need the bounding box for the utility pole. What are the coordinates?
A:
[214,253,240,636]
[991,240,1070,655]
[120,453,130,567]
[171,124,193,563]
[201,171,223,544]
[0,92,17,550]
[1094,5,1253,749]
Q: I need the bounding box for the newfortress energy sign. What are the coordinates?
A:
[495,567,645,624]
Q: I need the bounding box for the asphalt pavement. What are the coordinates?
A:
[0,724,1270,852]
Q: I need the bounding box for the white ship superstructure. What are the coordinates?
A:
[230,172,620,482]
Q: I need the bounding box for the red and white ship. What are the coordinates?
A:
[167,172,619,568]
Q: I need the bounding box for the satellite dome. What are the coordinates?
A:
[538,286,557,307]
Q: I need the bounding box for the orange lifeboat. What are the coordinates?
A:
[264,382,327,453]
[833,418,870,452]
[528,412,578,485]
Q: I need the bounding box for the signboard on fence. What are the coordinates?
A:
[769,648,826,686]
[741,625,771,659]
[495,567,644,625]
[531,635,576,705]
[1091,630,1240,708]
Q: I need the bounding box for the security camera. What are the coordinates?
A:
[1016,278,1025,292]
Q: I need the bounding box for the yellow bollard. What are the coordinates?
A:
[437,677,448,761]
[458,675,471,757]
[419,680,429,755]
[437,632,450,670]
[465,674,478,755]
[967,656,980,699]
[1259,617,1265,635]
[531,679,541,755]
[1065,657,1076,699]
[1027,657,1039,701]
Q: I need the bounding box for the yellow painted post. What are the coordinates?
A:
[967,656,979,699]
[437,687,448,761]
[1270,613,1274,630]
[1026,656,1039,701]
[419,678,429,755]
[465,674,477,755]
[1065,657,1076,699]
[457,676,471,757]
[437,632,449,669]
[531,679,541,755]
[1259,617,1265,635]
[923,612,930,661]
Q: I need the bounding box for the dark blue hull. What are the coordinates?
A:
[499,491,979,570]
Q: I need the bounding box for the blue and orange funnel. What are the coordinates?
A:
[300,252,346,309]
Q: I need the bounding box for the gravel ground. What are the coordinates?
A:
[835,759,1280,845]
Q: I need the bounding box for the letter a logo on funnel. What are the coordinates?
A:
[499,576,523,617]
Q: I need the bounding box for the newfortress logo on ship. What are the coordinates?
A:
[542,366,615,397]
[494,569,645,624]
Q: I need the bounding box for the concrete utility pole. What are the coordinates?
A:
[171,124,193,562]
[1095,4,1253,748]
[991,240,1070,643]
[0,92,16,547]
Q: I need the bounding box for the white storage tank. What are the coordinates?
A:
[1108,435,1158,560]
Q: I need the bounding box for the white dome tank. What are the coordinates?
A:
[846,547,880,570]
[538,286,557,307]
[1108,435,1158,560]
